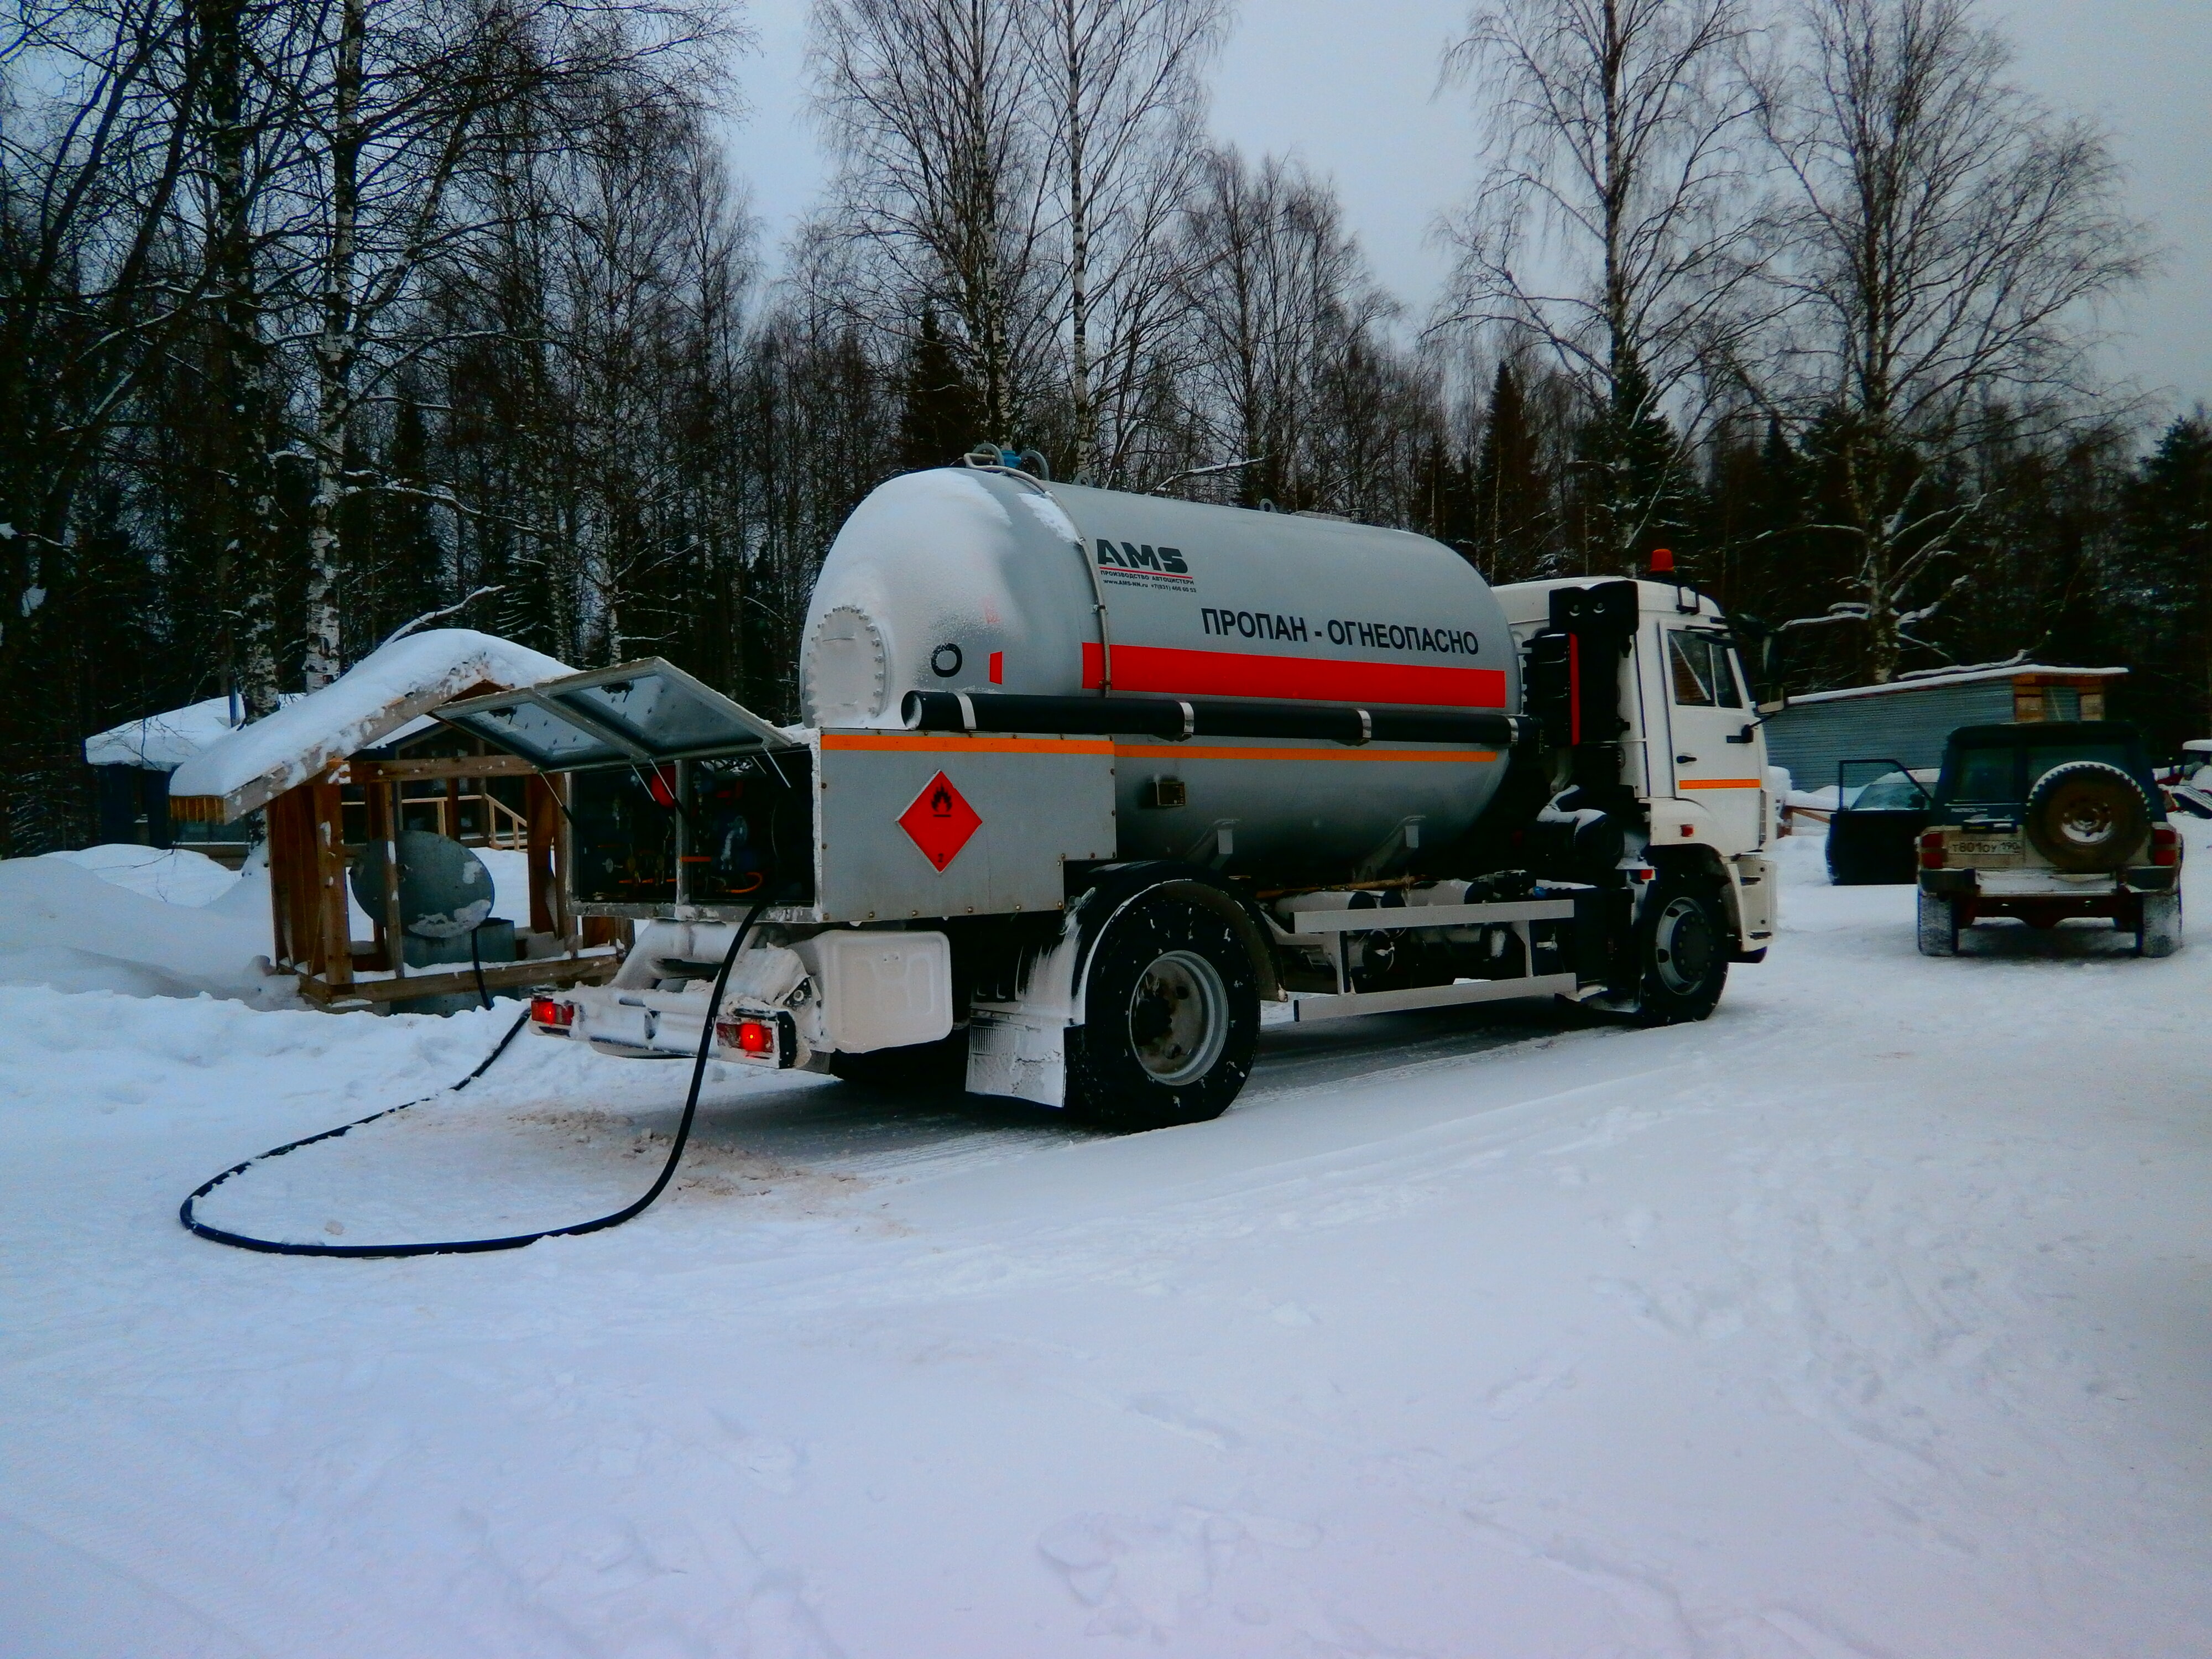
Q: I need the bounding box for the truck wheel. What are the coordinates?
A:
[1917,888,1959,957]
[2136,891,2182,958]
[1629,872,1729,1024]
[1067,891,1260,1130]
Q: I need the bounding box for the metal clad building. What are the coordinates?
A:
[1762,666,2124,794]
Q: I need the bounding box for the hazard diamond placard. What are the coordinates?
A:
[897,770,982,871]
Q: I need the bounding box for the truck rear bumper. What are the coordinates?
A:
[1921,867,2173,897]
[1917,867,2171,927]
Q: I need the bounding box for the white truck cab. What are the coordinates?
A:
[1494,577,1777,969]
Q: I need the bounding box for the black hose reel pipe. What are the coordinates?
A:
[180,905,768,1259]
[902,690,1527,749]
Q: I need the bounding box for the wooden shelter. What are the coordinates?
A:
[166,630,623,1009]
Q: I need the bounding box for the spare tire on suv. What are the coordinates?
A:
[2025,760,2151,873]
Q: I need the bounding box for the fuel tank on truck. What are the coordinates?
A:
[799,467,1520,877]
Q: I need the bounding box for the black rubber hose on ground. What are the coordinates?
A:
[179,905,768,1259]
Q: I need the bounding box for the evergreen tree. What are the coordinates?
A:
[898,310,988,471]
[363,388,448,646]
[2112,412,2212,741]
[1468,361,1551,582]
[1569,352,1691,576]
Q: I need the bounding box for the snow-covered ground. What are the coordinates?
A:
[5,833,2211,1657]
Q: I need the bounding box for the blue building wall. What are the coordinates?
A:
[1762,680,2089,792]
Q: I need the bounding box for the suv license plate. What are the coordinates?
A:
[1952,838,2022,859]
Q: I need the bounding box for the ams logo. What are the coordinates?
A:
[1095,538,1191,580]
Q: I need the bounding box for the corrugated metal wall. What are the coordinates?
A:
[1764,681,2016,792]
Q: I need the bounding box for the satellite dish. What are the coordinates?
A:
[350,830,495,938]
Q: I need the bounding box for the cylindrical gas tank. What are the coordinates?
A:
[800,468,1520,874]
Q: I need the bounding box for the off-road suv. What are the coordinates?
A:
[1916,721,2182,957]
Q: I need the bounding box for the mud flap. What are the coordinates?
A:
[965,1010,1068,1106]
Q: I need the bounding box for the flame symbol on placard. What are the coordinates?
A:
[899,769,980,871]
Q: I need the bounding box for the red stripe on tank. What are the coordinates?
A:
[1081,642,1506,707]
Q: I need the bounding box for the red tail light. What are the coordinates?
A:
[2152,825,2182,868]
[717,1016,775,1056]
[530,995,575,1029]
[1918,831,1945,870]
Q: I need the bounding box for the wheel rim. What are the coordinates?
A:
[2054,791,2119,852]
[1126,950,1229,1086]
[1651,895,1716,995]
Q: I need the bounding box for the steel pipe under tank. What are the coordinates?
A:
[901,690,1528,749]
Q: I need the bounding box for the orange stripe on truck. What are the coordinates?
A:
[823,733,1493,764]
[821,733,1115,755]
[1115,743,1495,764]
[1678,778,1764,790]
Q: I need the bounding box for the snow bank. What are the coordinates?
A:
[18,839,534,1003]
[1767,827,1833,888]
[167,629,573,820]
[0,854,283,1004]
[48,844,242,906]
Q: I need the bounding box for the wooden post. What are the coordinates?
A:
[526,775,557,937]
[311,779,352,987]
[672,760,688,912]
[269,785,321,972]
[379,779,407,980]
[266,795,291,971]
[557,773,578,958]
[363,781,390,970]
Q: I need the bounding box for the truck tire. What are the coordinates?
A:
[2135,891,2182,958]
[2025,761,2150,873]
[1917,887,1960,957]
[1066,890,1260,1130]
[1628,871,1728,1024]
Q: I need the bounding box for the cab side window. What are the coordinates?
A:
[1667,630,1743,709]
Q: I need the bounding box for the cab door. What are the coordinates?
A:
[1660,625,1764,852]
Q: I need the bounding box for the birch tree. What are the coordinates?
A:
[294,0,729,687]
[1170,148,1404,513]
[1019,0,1224,482]
[1443,0,1766,571]
[1755,0,2147,679]
[809,0,1053,442]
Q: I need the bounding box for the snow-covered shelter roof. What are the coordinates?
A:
[1782,664,2124,707]
[85,695,245,770]
[167,630,574,822]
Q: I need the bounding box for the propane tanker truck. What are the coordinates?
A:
[440,463,1776,1129]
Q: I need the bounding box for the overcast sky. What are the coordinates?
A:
[731,0,2212,421]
